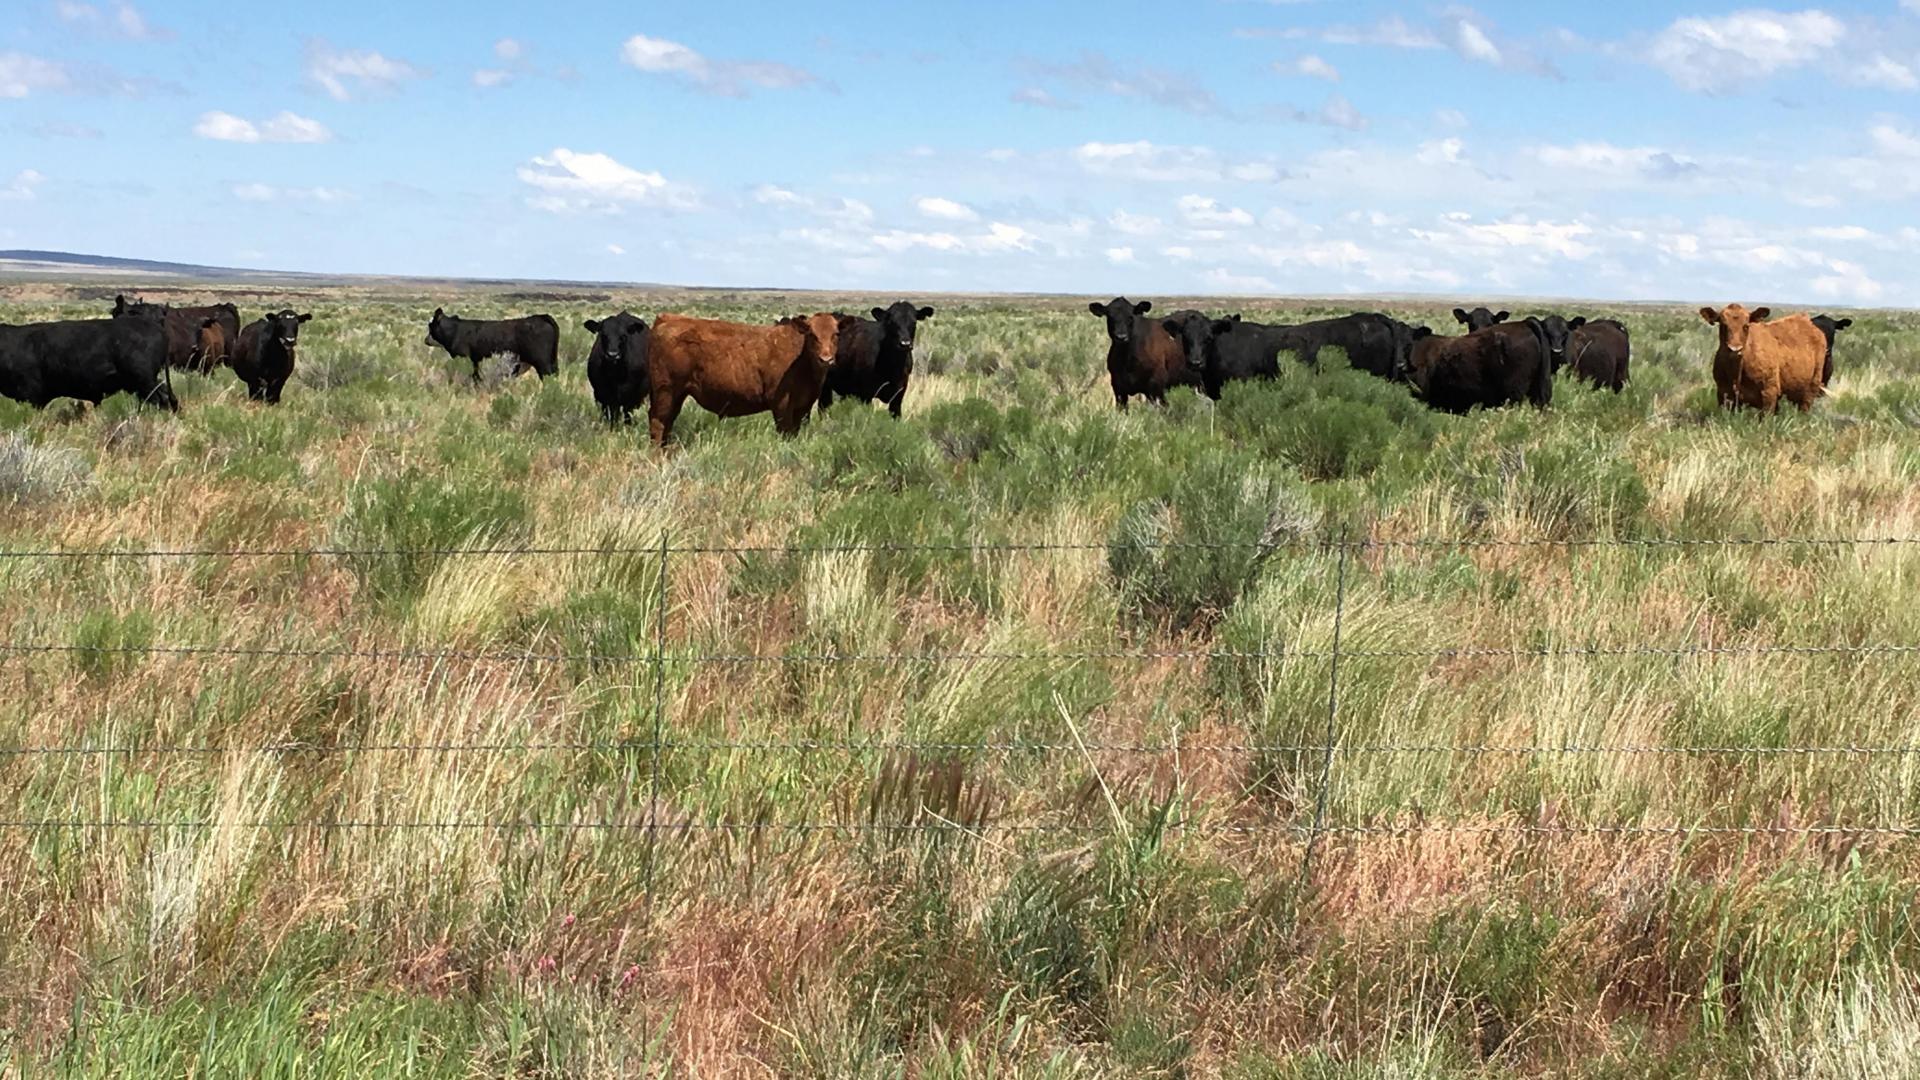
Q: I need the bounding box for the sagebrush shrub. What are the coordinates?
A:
[333,469,531,607]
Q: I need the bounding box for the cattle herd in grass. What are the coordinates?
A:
[0,292,1859,441]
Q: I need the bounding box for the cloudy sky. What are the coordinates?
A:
[3,1,1918,304]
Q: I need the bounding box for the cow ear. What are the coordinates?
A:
[1699,307,1719,325]
[584,319,602,332]
[1211,319,1235,336]
[1412,327,1433,339]
[1750,307,1771,322]
[1230,314,1242,322]
[1569,316,1586,329]
[1134,300,1152,314]
[871,307,887,322]
[1088,302,1106,317]
[1836,318,1853,330]
[1493,311,1510,323]
[433,307,443,318]
[916,306,935,320]
[1452,308,1470,324]
[298,313,312,323]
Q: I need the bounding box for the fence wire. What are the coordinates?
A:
[3,533,1919,846]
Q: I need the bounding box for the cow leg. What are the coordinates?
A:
[266,379,286,405]
[144,380,179,414]
[1114,391,1129,411]
[817,386,836,415]
[887,375,908,419]
[649,392,685,447]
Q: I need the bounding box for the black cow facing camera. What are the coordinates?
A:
[584,312,651,425]
[819,300,934,418]
[1453,307,1510,331]
[231,310,312,404]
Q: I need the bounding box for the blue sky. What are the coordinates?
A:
[3,1,1918,304]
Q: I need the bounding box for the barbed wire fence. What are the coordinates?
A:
[4,532,1920,883]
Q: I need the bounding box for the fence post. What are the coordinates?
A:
[1298,526,1353,895]
[644,531,669,913]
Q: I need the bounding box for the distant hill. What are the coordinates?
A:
[0,250,682,291]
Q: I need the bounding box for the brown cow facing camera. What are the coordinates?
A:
[1700,303,1826,413]
[644,312,855,445]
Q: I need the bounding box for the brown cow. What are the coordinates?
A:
[1700,304,1826,413]
[1405,325,1550,413]
[645,312,854,445]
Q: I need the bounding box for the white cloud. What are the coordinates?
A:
[1645,9,1844,93]
[1163,246,1196,261]
[1280,54,1341,81]
[1010,86,1076,109]
[1280,12,1552,74]
[474,69,512,88]
[1176,195,1254,228]
[1204,268,1280,294]
[1810,260,1884,301]
[606,243,626,256]
[1416,215,1599,259]
[518,148,700,211]
[1230,162,1281,182]
[0,52,70,98]
[55,1,167,41]
[1435,108,1470,129]
[305,41,426,101]
[1533,141,1703,182]
[193,110,333,144]
[1416,138,1466,166]
[1110,210,1164,236]
[495,38,524,61]
[870,222,1034,255]
[753,184,873,225]
[231,183,350,203]
[1849,54,1918,91]
[916,196,978,222]
[620,34,819,96]
[1105,247,1137,264]
[1869,124,1920,158]
[1074,140,1222,183]
[1,170,46,201]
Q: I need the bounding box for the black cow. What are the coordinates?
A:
[425,309,560,383]
[1454,307,1510,332]
[1406,322,1552,413]
[111,296,242,373]
[1810,315,1852,388]
[229,310,312,404]
[1161,311,1418,396]
[0,316,176,411]
[1567,318,1630,392]
[1531,315,1584,374]
[584,313,651,425]
[1087,297,1198,409]
[820,301,934,418]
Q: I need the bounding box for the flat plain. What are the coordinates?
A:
[3,282,1920,1077]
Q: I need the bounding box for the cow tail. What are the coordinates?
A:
[1526,319,1553,407]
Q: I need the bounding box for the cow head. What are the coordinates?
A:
[871,301,935,352]
[1534,315,1587,370]
[1700,304,1770,356]
[1088,297,1152,344]
[111,294,133,317]
[265,309,312,352]
[1402,327,1437,388]
[1160,311,1238,373]
[781,313,857,369]
[584,313,649,365]
[1810,314,1853,345]
[425,307,454,349]
[1453,307,1509,331]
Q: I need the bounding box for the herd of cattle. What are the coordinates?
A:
[0,293,1860,443]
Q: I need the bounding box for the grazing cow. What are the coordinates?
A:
[111,297,242,373]
[1405,323,1554,413]
[1701,304,1826,413]
[1454,307,1510,332]
[228,310,312,404]
[1810,314,1852,388]
[1567,318,1631,392]
[1160,312,1418,397]
[584,312,651,425]
[425,309,560,383]
[820,301,934,418]
[644,312,854,445]
[0,316,176,412]
[1087,297,1199,409]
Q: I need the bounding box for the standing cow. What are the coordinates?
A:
[1404,323,1553,413]
[1088,297,1199,409]
[111,297,242,373]
[1810,314,1852,388]
[584,312,651,425]
[1454,307,1510,332]
[229,310,312,404]
[644,312,853,445]
[1567,318,1630,392]
[819,301,933,418]
[0,317,176,412]
[425,309,560,383]
[1701,304,1826,413]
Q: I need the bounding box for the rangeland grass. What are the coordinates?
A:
[1,284,1919,1076]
